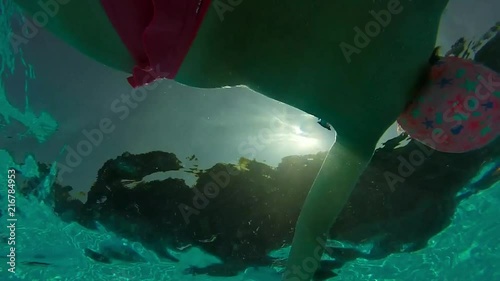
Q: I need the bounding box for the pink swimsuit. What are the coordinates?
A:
[100,0,211,88]
[398,57,499,153]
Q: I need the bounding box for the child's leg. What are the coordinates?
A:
[12,0,134,72]
[284,135,378,281]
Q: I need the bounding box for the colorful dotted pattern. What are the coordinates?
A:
[397,57,499,153]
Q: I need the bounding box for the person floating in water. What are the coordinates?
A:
[11,0,499,280]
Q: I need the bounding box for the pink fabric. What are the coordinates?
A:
[397,57,500,153]
[100,0,211,88]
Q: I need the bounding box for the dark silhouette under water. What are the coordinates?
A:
[15,132,499,279]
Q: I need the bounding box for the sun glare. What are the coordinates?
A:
[290,126,319,148]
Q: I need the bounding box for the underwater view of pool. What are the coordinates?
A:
[1,0,499,280]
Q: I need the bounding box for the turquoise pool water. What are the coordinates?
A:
[1,1,499,280]
[0,158,498,280]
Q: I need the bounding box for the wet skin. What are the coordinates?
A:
[12,0,450,279]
